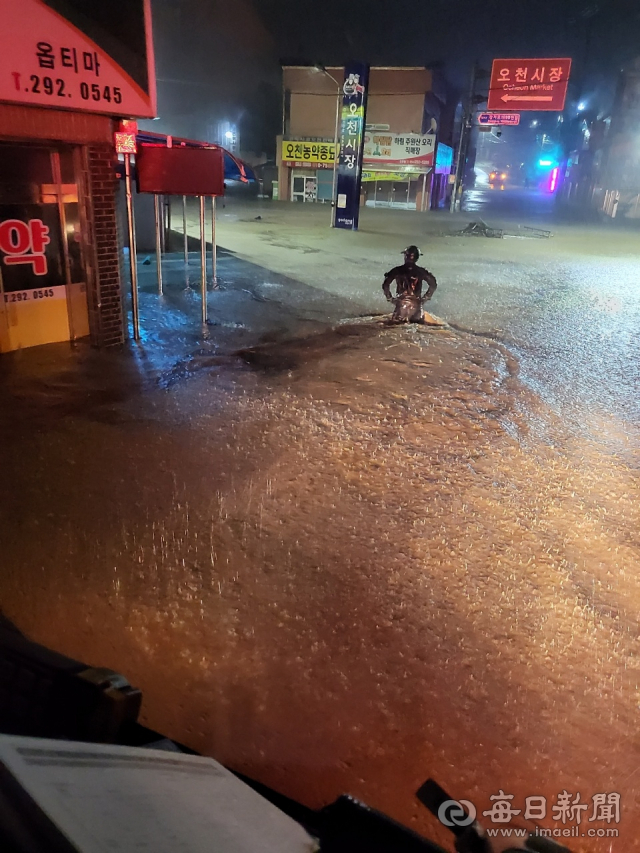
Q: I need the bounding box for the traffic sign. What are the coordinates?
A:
[477,112,521,126]
[488,58,572,111]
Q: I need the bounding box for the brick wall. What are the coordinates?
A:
[86,144,126,347]
[0,103,112,144]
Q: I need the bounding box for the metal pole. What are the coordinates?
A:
[124,153,140,341]
[182,195,188,265]
[421,172,428,211]
[199,196,207,324]
[330,85,340,226]
[210,196,217,284]
[160,195,167,253]
[450,61,477,213]
[52,151,76,342]
[182,194,190,289]
[154,194,163,295]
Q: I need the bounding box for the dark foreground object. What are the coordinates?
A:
[0,616,570,853]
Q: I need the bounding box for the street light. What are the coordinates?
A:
[314,64,341,227]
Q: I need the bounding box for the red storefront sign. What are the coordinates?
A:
[488,58,572,111]
[0,0,156,118]
[135,145,225,196]
[0,218,50,275]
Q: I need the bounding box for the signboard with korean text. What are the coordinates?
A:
[361,171,422,183]
[363,133,435,168]
[488,58,571,111]
[0,203,71,352]
[335,62,369,231]
[0,205,65,293]
[477,112,521,126]
[281,140,336,168]
[0,0,157,118]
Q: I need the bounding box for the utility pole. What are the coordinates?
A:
[450,62,477,212]
[314,65,342,227]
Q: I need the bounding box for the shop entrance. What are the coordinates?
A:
[291,172,317,203]
[363,170,431,210]
[0,143,90,353]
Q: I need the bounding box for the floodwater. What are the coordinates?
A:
[1,205,639,852]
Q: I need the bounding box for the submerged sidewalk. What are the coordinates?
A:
[0,245,370,428]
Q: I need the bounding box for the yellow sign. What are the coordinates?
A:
[361,171,424,182]
[281,140,337,165]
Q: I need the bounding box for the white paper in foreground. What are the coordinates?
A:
[0,735,317,853]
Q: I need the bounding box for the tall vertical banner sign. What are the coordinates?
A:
[335,62,370,230]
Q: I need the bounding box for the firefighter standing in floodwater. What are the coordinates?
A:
[382,245,437,323]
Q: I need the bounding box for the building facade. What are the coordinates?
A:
[559,58,640,220]
[0,0,156,355]
[278,66,451,211]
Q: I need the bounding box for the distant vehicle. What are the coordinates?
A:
[489,169,508,188]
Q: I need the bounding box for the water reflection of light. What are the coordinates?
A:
[3,236,640,850]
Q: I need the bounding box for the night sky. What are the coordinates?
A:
[148,0,640,153]
[257,0,640,102]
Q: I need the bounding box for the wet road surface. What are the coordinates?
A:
[462,184,558,222]
[1,197,639,851]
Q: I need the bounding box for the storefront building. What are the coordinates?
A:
[0,0,156,354]
[560,58,640,219]
[278,66,451,210]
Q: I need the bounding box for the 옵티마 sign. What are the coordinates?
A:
[0,0,156,118]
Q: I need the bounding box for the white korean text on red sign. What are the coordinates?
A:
[0,0,157,118]
[488,58,571,111]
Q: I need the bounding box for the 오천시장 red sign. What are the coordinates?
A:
[488,58,571,111]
